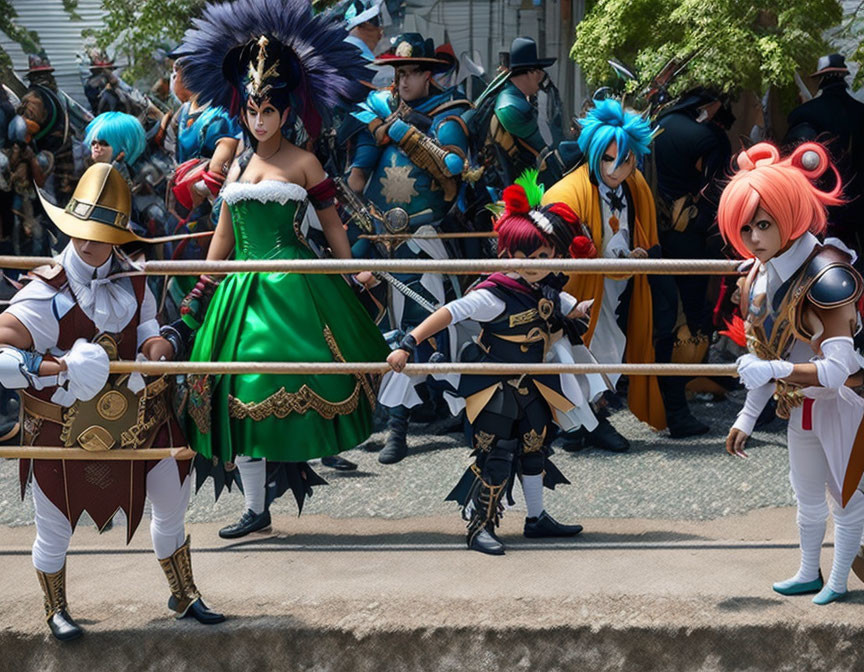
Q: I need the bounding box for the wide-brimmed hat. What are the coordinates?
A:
[37,163,205,245]
[24,51,54,74]
[374,33,450,71]
[812,53,850,78]
[508,37,555,73]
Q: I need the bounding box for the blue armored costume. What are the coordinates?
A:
[167,102,240,306]
[348,33,471,463]
[175,103,240,165]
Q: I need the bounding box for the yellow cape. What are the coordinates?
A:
[542,163,667,430]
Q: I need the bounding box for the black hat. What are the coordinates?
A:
[812,53,850,78]
[374,33,450,71]
[508,37,555,73]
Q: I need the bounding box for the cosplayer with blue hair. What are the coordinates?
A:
[543,95,710,452]
[84,111,146,166]
[577,98,654,186]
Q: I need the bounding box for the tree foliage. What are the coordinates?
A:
[571,0,844,97]
[84,0,206,84]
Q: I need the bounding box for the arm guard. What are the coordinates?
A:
[395,125,459,201]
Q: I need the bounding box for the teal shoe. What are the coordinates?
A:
[812,586,846,605]
[772,570,823,596]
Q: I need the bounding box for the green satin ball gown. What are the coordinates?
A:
[186,179,389,463]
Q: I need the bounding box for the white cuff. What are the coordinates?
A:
[136,318,161,348]
[732,382,774,436]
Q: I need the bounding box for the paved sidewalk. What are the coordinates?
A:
[2,509,863,672]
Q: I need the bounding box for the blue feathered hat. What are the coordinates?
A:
[170,0,372,138]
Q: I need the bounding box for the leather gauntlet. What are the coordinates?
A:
[396,126,459,201]
[180,274,222,330]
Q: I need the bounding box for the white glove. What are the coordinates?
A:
[736,353,794,390]
[59,338,109,401]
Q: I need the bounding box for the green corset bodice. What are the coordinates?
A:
[222,180,311,260]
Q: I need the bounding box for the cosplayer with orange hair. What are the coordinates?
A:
[385,171,607,555]
[720,141,864,605]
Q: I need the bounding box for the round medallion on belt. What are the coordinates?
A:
[97,390,128,421]
[537,298,554,321]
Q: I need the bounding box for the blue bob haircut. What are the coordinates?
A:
[84,112,146,166]
[577,98,654,185]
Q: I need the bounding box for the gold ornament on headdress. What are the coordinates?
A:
[247,35,280,99]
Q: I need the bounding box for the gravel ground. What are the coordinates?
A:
[0,388,794,527]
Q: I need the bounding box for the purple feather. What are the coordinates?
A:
[173,0,372,135]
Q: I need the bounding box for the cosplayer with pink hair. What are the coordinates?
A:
[384,171,608,555]
[719,142,864,604]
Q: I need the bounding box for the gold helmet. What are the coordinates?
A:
[37,163,205,245]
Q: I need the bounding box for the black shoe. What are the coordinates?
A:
[218,509,271,539]
[524,511,583,538]
[560,428,586,453]
[47,609,83,642]
[585,417,629,452]
[321,455,358,471]
[468,528,505,555]
[667,411,710,439]
[181,598,226,625]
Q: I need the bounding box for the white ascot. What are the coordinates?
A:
[58,244,137,333]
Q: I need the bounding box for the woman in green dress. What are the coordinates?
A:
[171,0,388,538]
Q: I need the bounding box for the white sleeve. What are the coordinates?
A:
[560,292,578,315]
[136,284,160,347]
[444,289,506,324]
[813,337,859,389]
[4,298,60,354]
[731,382,774,435]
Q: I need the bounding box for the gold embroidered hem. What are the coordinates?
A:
[228,382,362,422]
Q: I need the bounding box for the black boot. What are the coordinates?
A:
[584,416,629,452]
[36,564,83,641]
[159,536,225,625]
[218,508,272,539]
[466,474,507,556]
[524,511,583,538]
[659,376,710,439]
[379,406,409,464]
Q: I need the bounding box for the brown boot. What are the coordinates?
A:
[158,536,225,624]
[36,564,83,641]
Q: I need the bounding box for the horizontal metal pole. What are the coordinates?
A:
[0,447,192,460]
[358,232,498,240]
[110,361,739,377]
[0,256,744,276]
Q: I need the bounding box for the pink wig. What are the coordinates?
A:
[717,142,843,259]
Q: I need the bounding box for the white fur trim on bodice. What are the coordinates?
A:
[222,180,308,205]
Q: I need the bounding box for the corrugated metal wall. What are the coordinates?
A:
[0,0,105,105]
[403,0,585,120]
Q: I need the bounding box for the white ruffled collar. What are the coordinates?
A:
[222,180,308,205]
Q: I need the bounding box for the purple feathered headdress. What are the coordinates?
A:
[171,0,372,138]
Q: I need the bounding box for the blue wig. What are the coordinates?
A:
[577,98,654,185]
[84,112,146,166]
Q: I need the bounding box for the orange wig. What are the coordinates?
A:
[717,142,843,259]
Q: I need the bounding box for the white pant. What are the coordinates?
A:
[788,405,864,592]
[32,458,191,573]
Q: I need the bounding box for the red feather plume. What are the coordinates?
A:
[569,235,597,259]
[502,184,530,215]
[719,315,747,348]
